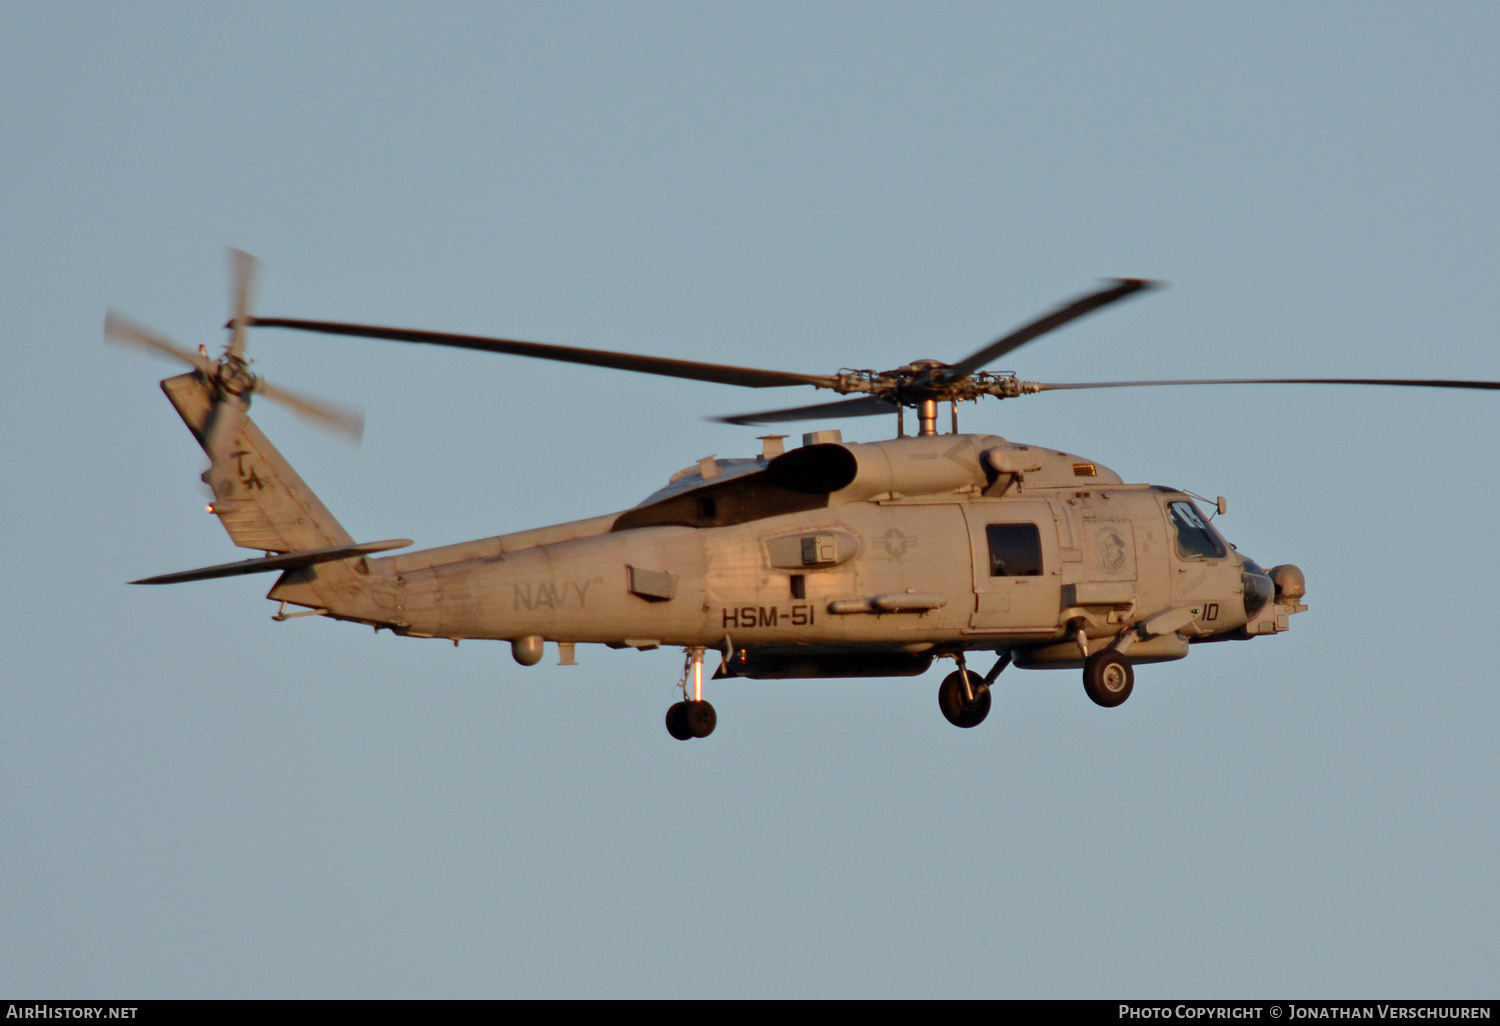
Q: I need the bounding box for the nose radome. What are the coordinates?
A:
[1270,564,1307,603]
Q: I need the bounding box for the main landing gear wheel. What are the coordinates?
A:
[665,700,716,740]
[666,648,717,740]
[1083,651,1134,708]
[665,702,692,740]
[938,669,991,728]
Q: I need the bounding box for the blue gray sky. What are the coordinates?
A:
[4,2,1498,998]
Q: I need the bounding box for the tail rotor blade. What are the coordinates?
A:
[105,311,215,375]
[257,379,365,442]
[226,247,260,360]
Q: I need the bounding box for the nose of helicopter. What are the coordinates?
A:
[1240,558,1308,633]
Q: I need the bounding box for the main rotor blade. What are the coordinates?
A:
[257,379,364,442]
[943,278,1159,381]
[105,311,215,375]
[227,248,260,361]
[715,395,893,426]
[1034,376,1500,394]
[249,317,838,390]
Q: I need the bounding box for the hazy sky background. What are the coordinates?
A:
[4,2,1498,999]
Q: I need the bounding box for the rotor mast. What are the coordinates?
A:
[918,397,939,436]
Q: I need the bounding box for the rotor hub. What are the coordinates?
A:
[215,354,257,399]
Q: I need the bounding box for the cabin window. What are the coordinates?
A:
[1168,500,1226,559]
[985,523,1042,577]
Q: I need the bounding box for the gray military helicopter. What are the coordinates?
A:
[109,250,1500,740]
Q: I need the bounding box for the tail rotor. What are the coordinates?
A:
[106,248,363,497]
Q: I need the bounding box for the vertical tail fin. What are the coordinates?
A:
[148,372,402,627]
[161,371,354,553]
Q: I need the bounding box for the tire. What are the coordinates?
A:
[938,670,991,728]
[685,700,717,738]
[1083,651,1134,708]
[665,702,693,740]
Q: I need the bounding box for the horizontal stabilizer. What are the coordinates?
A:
[130,539,413,585]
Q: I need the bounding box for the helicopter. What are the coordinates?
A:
[109,250,1500,740]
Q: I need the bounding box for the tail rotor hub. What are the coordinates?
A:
[215,353,257,399]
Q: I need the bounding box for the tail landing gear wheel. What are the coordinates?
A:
[665,702,693,740]
[1083,651,1134,708]
[938,670,991,728]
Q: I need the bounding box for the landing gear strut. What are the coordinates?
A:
[937,651,1010,728]
[666,647,716,740]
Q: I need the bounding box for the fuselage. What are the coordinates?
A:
[272,432,1301,669]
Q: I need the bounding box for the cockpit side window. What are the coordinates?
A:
[986,523,1042,577]
[1168,500,1226,559]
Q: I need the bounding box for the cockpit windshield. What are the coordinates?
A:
[1167,499,1227,559]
